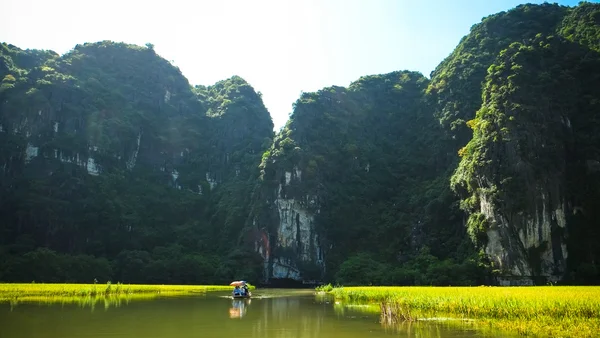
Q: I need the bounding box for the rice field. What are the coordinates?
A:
[0,282,238,305]
[327,286,600,337]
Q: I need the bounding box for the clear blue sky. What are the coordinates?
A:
[0,0,590,130]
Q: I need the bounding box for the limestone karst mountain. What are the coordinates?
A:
[1,2,600,285]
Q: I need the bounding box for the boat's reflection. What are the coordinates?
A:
[229,298,251,319]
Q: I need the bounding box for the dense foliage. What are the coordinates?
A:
[0,41,272,284]
[255,71,490,285]
[427,2,568,144]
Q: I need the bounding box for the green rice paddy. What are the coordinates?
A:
[0,282,238,307]
[324,286,600,337]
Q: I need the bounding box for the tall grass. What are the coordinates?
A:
[0,282,236,303]
[329,286,600,337]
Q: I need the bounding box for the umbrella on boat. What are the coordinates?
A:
[229,281,247,286]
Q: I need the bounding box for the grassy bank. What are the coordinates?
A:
[0,282,239,303]
[325,286,600,337]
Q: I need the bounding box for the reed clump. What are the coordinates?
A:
[315,283,335,292]
[329,286,600,337]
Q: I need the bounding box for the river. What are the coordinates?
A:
[0,289,491,338]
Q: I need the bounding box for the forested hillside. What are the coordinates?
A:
[1,1,600,286]
[0,41,273,283]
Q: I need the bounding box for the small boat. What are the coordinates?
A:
[230,280,252,299]
[232,292,252,299]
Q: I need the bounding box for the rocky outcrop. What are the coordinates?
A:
[251,161,324,282]
[271,189,323,279]
[480,192,568,284]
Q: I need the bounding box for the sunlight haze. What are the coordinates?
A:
[1,0,587,130]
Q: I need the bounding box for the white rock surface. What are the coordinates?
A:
[482,189,567,280]
[25,143,38,162]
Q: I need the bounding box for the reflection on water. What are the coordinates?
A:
[250,294,326,338]
[229,299,250,318]
[333,302,380,316]
[0,289,496,338]
[5,293,167,312]
[321,295,489,338]
[380,320,483,338]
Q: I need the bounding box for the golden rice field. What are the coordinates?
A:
[0,282,239,305]
[328,286,600,338]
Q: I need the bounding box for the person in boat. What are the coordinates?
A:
[242,284,249,296]
[233,285,242,296]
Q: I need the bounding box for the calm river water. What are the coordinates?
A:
[0,289,492,338]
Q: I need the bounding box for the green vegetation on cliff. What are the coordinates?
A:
[427,2,568,144]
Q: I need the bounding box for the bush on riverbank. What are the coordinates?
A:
[333,249,492,286]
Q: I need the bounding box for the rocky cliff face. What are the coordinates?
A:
[450,32,600,284]
[250,127,325,282]
[421,2,600,285]
[479,191,569,284]
[266,170,323,281]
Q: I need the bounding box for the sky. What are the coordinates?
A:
[1,0,590,130]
